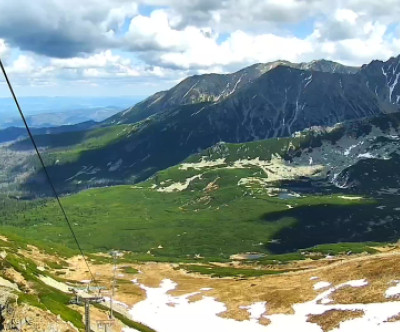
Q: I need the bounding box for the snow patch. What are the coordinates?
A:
[157,175,202,193]
[314,281,332,290]
[65,165,100,181]
[108,158,123,172]
[344,279,368,288]
[129,279,272,332]
[344,142,363,156]
[240,302,266,321]
[357,152,375,159]
[180,157,226,170]
[385,281,400,298]
[127,278,400,332]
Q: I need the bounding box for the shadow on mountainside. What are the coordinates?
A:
[263,200,400,253]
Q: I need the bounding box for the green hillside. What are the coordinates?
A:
[4,112,400,260]
[3,130,400,260]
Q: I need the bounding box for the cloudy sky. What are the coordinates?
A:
[0,0,400,97]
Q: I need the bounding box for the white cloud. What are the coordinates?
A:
[158,30,313,69]
[5,49,179,88]
[139,0,321,32]
[0,39,8,57]
[0,0,140,57]
[52,50,131,70]
[126,10,186,51]
[139,0,400,32]
[2,0,400,96]
[8,55,36,74]
[309,8,400,65]
[100,2,139,32]
[123,8,313,69]
[317,23,400,65]
[335,9,359,24]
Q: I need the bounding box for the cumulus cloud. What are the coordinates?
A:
[308,5,400,65]
[124,10,220,54]
[8,55,36,74]
[1,0,400,96]
[122,5,400,69]
[0,0,138,58]
[139,0,321,31]
[315,24,400,65]
[6,50,177,87]
[51,50,143,78]
[0,39,8,58]
[157,30,313,69]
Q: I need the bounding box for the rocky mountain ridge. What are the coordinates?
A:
[105,59,360,125]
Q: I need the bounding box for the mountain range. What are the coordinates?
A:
[1,55,400,276]
[0,55,400,197]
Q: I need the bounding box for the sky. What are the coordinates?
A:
[0,0,400,97]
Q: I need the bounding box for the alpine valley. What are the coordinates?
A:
[2,55,400,331]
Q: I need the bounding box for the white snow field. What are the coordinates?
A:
[126,278,400,332]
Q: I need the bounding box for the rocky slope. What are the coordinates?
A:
[0,290,76,332]
[105,59,360,126]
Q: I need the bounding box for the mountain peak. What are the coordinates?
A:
[105,55,398,127]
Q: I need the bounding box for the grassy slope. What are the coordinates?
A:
[18,124,139,165]
[0,158,382,259]
[0,236,84,329]
[3,121,400,260]
[0,234,154,332]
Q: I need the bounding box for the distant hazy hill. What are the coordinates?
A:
[1,107,120,128]
[0,96,143,129]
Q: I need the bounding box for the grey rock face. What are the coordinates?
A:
[105,59,361,125]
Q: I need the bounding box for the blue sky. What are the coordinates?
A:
[0,0,399,98]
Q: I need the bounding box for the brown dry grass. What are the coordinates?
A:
[331,282,387,304]
[17,244,400,325]
[19,245,65,270]
[65,256,147,307]
[61,249,400,322]
[71,304,126,332]
[259,316,271,326]
[320,254,400,305]
[187,293,204,303]
[137,262,316,315]
[307,309,364,332]
[4,268,29,290]
[217,307,251,321]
